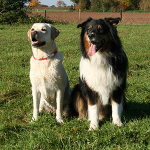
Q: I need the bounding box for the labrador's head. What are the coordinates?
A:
[27,23,59,47]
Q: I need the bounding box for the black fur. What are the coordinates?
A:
[69,17,128,124]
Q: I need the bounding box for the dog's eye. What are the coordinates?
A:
[31,28,34,31]
[87,28,92,34]
[99,29,103,33]
[41,28,46,31]
[98,25,103,33]
[98,28,103,33]
[88,28,92,31]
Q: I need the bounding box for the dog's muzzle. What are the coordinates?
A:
[88,32,105,56]
[31,31,46,47]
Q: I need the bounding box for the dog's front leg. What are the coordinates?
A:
[88,104,99,130]
[111,98,123,126]
[31,87,41,122]
[56,89,64,124]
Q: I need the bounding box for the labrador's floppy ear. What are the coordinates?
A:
[77,17,93,28]
[27,29,31,41]
[51,25,60,40]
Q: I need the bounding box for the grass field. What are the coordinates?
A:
[26,8,150,13]
[0,23,150,149]
[26,8,70,12]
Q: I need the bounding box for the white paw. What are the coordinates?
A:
[89,123,98,131]
[99,114,104,120]
[56,117,64,124]
[31,116,37,122]
[113,119,123,127]
[39,108,43,113]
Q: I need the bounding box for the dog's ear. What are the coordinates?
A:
[104,17,121,27]
[104,17,121,46]
[77,17,93,28]
[51,25,60,40]
[27,29,31,41]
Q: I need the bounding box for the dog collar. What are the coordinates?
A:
[33,51,58,60]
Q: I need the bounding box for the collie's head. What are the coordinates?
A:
[77,17,122,58]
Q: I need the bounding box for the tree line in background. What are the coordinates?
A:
[28,0,67,8]
[0,0,150,24]
[27,0,150,11]
[71,0,150,12]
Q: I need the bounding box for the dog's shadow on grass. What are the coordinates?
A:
[123,101,150,123]
[97,101,150,126]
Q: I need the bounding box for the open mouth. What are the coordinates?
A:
[32,38,46,47]
[88,39,105,56]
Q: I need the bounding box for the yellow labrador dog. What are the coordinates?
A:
[27,23,71,123]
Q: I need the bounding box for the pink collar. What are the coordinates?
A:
[33,51,58,61]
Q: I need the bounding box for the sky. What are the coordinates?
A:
[38,0,73,7]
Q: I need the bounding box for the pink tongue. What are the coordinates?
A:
[88,42,96,56]
[32,41,39,44]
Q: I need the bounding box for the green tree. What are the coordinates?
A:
[139,0,150,10]
[91,0,103,12]
[90,0,142,12]
[129,0,140,9]
[71,0,91,9]
[91,0,133,12]
[75,0,86,11]
[0,0,30,24]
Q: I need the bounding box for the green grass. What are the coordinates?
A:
[26,8,150,13]
[27,9,70,12]
[0,23,150,149]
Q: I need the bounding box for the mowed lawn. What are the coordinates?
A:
[0,23,150,149]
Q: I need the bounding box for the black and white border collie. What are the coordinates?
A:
[69,17,128,130]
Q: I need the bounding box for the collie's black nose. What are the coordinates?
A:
[88,32,95,39]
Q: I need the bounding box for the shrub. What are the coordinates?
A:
[0,11,53,24]
[0,10,28,24]
[0,0,30,24]
[18,14,53,24]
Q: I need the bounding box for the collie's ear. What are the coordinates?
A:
[51,25,60,40]
[27,29,31,41]
[104,17,121,46]
[104,17,121,27]
[77,17,93,28]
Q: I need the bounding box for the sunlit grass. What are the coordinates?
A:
[0,23,150,149]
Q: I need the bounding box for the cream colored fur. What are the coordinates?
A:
[28,23,71,123]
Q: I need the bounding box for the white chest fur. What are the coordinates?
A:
[80,52,122,105]
[30,56,61,86]
[30,53,66,106]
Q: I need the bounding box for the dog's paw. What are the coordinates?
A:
[31,116,37,122]
[113,119,123,127]
[89,124,98,131]
[77,117,83,120]
[99,114,104,120]
[56,117,64,124]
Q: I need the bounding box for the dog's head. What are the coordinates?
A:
[77,17,121,56]
[27,23,59,48]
